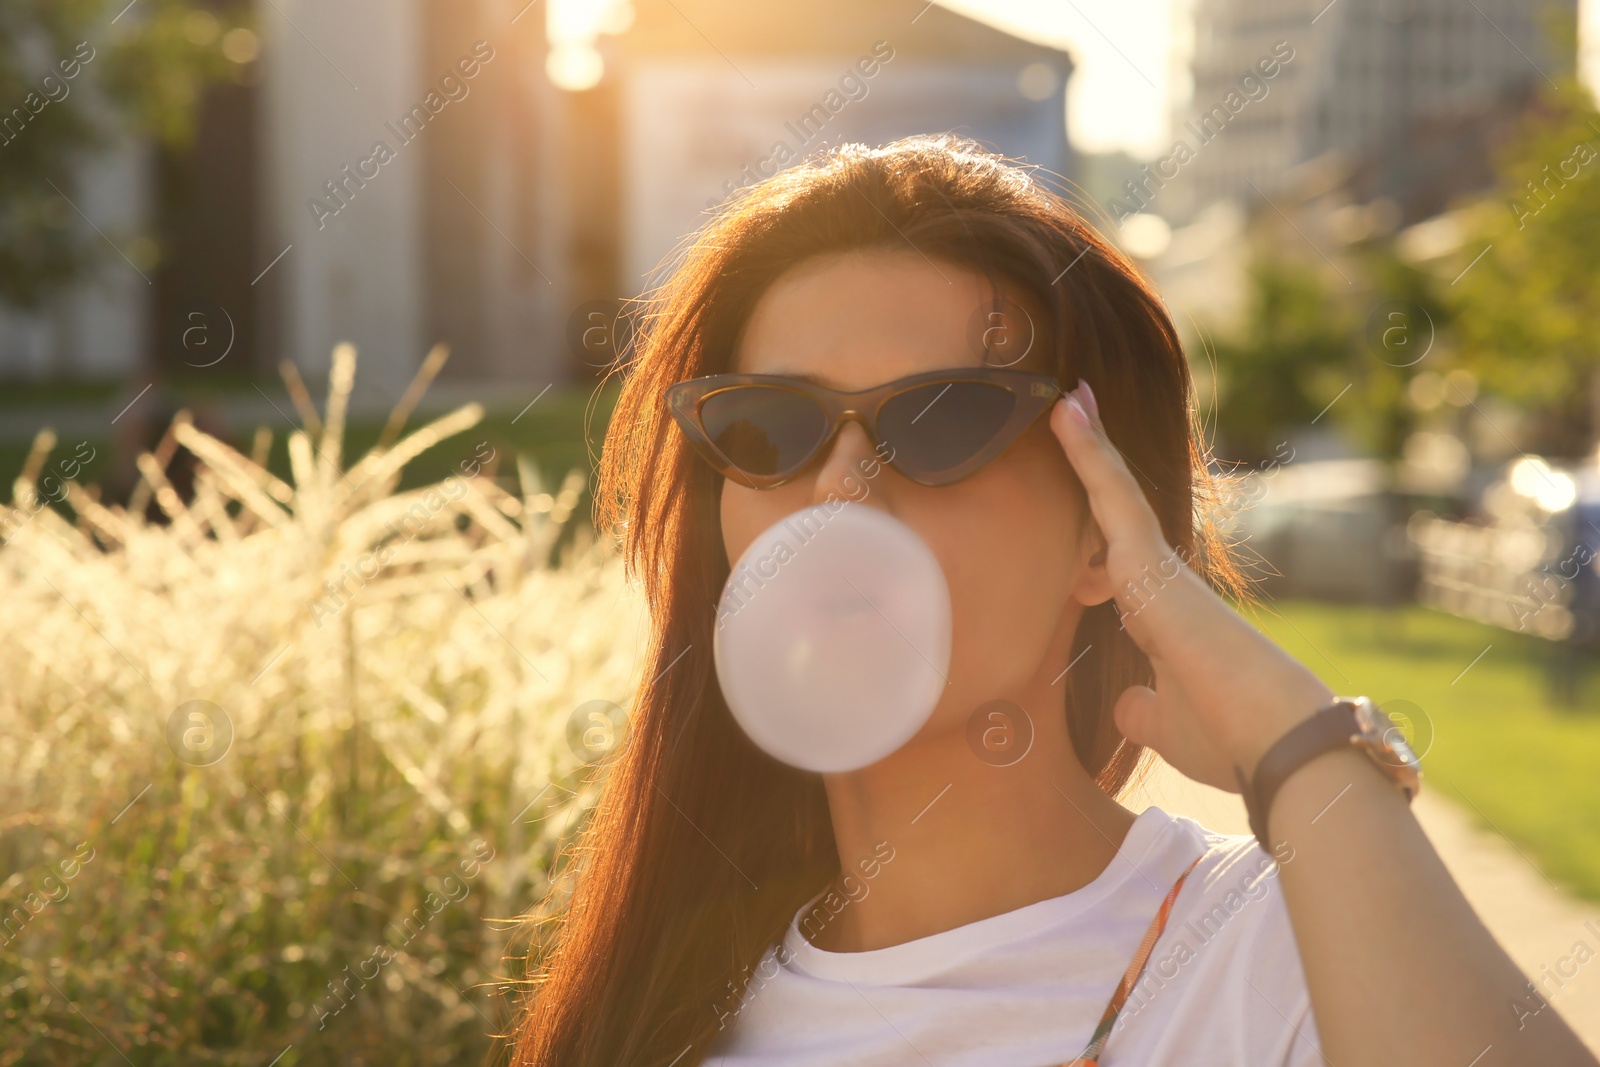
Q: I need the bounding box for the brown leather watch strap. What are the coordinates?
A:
[1236,700,1360,851]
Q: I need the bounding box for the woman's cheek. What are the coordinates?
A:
[956,549,1049,673]
[718,486,768,567]
[943,485,1075,681]
[912,524,1016,710]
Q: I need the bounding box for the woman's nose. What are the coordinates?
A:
[810,420,893,509]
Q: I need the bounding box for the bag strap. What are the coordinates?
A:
[1052,851,1205,1067]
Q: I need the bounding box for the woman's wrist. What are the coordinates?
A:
[1225,677,1336,785]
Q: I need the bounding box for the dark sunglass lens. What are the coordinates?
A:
[878,381,1017,475]
[699,387,829,477]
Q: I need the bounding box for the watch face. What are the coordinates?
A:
[1357,700,1421,770]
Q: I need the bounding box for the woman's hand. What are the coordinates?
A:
[1053,390,1600,1067]
[1049,381,1335,793]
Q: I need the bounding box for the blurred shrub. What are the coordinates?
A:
[0,347,644,1064]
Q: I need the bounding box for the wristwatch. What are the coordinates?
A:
[1234,696,1422,852]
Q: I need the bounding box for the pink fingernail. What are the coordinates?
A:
[1079,380,1100,422]
[1065,395,1090,426]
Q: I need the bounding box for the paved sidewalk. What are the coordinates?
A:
[1127,760,1600,1053]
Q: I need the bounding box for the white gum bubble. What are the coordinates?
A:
[714,502,952,773]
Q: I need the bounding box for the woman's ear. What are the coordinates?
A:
[1071,518,1116,608]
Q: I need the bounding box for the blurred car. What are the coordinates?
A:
[1410,456,1600,651]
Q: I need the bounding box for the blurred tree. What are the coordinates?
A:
[1207,251,1354,466]
[1447,73,1600,458]
[1347,242,1456,462]
[0,0,244,306]
[1210,229,1462,468]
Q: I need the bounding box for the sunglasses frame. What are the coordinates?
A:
[665,365,1064,489]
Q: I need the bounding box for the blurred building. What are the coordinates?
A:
[1162,0,1577,226]
[611,0,1073,294]
[1149,0,1581,351]
[0,0,1074,404]
[0,130,151,382]
[253,0,563,397]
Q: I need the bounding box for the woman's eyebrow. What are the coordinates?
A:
[758,369,827,384]
[754,368,866,390]
[755,361,993,388]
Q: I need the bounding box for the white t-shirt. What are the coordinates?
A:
[704,805,1322,1066]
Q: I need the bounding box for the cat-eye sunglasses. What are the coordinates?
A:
[664,366,1063,489]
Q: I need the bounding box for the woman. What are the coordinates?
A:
[507,134,1596,1066]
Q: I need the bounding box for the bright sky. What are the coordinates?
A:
[936,0,1186,158]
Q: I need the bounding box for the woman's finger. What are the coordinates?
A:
[1051,387,1225,658]
[1112,684,1160,750]
[1048,390,1170,557]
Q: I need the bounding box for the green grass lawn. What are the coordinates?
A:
[1248,599,1600,903]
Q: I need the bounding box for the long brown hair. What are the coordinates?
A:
[506,133,1250,1066]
